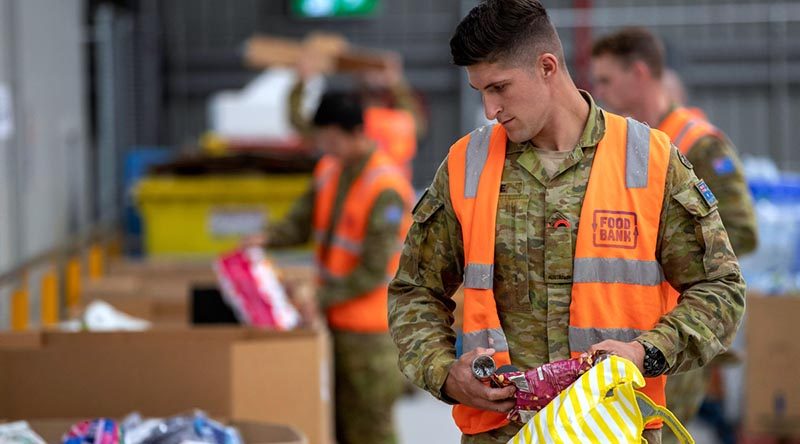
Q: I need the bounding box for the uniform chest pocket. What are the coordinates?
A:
[544,212,575,284]
[493,194,531,312]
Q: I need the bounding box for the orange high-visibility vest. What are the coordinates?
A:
[448,111,675,435]
[364,107,417,179]
[658,106,721,155]
[312,150,414,333]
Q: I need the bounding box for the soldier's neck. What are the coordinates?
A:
[633,85,672,129]
[531,86,590,152]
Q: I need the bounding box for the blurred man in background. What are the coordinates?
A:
[251,92,414,444]
[592,27,758,444]
[388,1,746,443]
[288,51,426,180]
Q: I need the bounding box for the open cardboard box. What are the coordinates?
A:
[745,293,800,437]
[80,260,315,326]
[0,327,332,444]
[18,419,306,444]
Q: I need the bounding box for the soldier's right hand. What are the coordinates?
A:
[442,347,516,413]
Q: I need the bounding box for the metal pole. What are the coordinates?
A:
[94,5,117,225]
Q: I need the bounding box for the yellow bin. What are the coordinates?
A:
[135,174,310,256]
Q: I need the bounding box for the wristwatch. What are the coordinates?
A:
[639,340,668,377]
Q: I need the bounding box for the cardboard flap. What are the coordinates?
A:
[0,331,43,350]
[746,295,800,435]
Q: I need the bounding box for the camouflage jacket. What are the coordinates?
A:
[266,152,405,309]
[388,93,746,422]
[683,128,758,256]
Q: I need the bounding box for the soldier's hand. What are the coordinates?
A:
[588,340,645,372]
[442,348,516,413]
[241,233,268,249]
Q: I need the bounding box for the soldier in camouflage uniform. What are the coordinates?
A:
[591,28,757,442]
[257,93,407,444]
[388,2,746,443]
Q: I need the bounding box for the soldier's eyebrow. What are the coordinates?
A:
[469,80,510,91]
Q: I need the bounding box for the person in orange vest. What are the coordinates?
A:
[288,51,425,180]
[250,92,414,444]
[387,2,745,443]
[591,28,757,443]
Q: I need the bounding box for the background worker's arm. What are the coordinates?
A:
[389,159,463,401]
[265,186,315,248]
[288,80,313,138]
[637,147,747,375]
[686,136,758,255]
[316,189,405,309]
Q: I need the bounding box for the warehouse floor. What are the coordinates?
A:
[394,389,719,444]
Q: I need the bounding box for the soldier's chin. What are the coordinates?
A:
[504,129,528,144]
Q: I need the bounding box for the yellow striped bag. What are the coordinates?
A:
[509,356,694,444]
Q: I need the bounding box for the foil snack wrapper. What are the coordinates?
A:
[489,352,607,424]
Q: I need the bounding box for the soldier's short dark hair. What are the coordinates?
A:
[312,91,364,133]
[449,0,563,67]
[592,27,665,79]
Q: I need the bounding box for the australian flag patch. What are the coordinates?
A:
[695,179,718,208]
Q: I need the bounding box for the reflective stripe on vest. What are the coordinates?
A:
[448,111,676,434]
[312,150,414,332]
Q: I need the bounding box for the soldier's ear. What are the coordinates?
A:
[539,53,558,79]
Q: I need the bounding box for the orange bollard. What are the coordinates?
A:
[11,279,29,331]
[41,269,59,327]
[66,257,81,309]
[88,244,104,280]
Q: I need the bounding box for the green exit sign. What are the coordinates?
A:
[290,0,380,18]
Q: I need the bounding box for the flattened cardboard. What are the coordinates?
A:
[745,294,800,437]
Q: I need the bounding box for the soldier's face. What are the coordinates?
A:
[466,59,553,144]
[315,126,360,161]
[591,54,639,115]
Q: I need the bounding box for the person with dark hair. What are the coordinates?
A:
[388,1,745,443]
[288,50,425,180]
[248,91,414,444]
[592,27,757,444]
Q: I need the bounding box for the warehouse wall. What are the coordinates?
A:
[0,0,91,328]
[148,0,800,187]
[151,0,464,188]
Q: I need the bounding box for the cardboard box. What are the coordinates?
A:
[0,328,332,444]
[80,260,219,325]
[244,34,386,73]
[25,419,306,444]
[745,294,800,437]
[81,260,315,326]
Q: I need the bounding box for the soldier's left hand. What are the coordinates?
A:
[588,340,645,372]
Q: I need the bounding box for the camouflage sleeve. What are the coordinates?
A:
[288,80,313,138]
[637,147,746,375]
[388,158,464,402]
[265,185,314,248]
[686,136,758,255]
[389,81,428,138]
[317,189,406,309]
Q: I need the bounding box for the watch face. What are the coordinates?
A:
[471,355,496,379]
[643,344,667,377]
